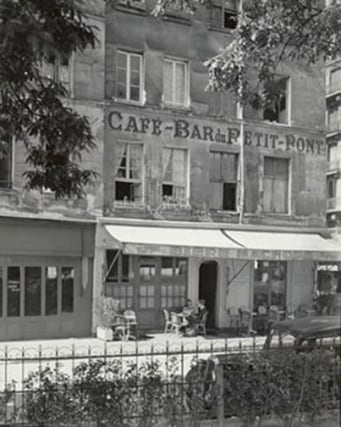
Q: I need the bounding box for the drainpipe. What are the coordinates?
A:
[238,0,245,224]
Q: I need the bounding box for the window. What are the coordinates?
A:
[161,258,187,309]
[263,76,289,124]
[105,250,133,309]
[25,267,41,316]
[116,50,143,103]
[209,151,238,211]
[0,137,13,189]
[210,0,237,30]
[7,267,21,317]
[162,148,188,204]
[263,157,289,214]
[61,267,74,313]
[114,142,143,203]
[328,105,340,131]
[329,68,341,93]
[163,59,189,107]
[46,266,58,316]
[139,262,156,309]
[253,261,287,311]
[41,54,70,89]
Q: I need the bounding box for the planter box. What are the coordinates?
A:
[96,326,113,341]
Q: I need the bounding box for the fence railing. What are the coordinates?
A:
[0,338,339,426]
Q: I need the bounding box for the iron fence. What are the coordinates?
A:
[0,337,340,426]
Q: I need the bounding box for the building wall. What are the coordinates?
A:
[104,2,327,228]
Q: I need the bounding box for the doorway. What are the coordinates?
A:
[199,261,218,330]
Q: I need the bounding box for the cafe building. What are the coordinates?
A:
[91,0,341,333]
[93,108,341,332]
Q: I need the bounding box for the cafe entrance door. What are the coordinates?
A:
[199,261,218,330]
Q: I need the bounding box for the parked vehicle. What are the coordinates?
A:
[263,315,341,353]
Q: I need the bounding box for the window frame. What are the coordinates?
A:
[263,156,291,215]
[161,147,190,205]
[209,0,238,30]
[0,136,14,190]
[209,150,239,212]
[40,53,73,95]
[114,141,145,204]
[116,50,144,104]
[163,57,190,108]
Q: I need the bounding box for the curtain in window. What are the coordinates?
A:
[113,143,128,178]
[172,149,187,200]
[162,148,173,182]
[129,144,142,179]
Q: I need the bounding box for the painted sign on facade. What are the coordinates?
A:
[108,110,326,155]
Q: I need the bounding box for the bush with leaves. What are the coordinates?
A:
[222,347,340,427]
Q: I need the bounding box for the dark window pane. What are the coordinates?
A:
[122,256,129,282]
[7,267,20,317]
[0,139,12,189]
[46,266,58,315]
[0,267,2,316]
[224,11,237,29]
[61,267,74,313]
[25,267,41,316]
[106,250,119,282]
[162,184,173,197]
[223,183,237,211]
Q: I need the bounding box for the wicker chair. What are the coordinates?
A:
[195,311,209,336]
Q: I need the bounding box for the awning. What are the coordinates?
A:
[224,230,341,261]
[104,225,243,258]
[104,225,341,261]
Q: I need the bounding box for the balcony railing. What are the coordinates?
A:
[327,196,341,211]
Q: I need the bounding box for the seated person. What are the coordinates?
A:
[182,299,195,318]
[185,299,208,336]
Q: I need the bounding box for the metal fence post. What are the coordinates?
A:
[216,363,225,427]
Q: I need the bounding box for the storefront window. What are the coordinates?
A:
[7,266,21,317]
[105,250,133,309]
[253,261,286,310]
[61,267,74,313]
[315,263,341,314]
[25,267,41,316]
[139,262,156,309]
[161,257,187,309]
[46,266,58,315]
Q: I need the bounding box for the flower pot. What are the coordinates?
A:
[96,325,113,341]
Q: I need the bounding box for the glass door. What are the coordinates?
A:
[138,257,159,330]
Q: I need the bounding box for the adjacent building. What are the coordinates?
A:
[0,0,340,340]
[0,1,105,340]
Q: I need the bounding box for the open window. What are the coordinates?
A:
[210,0,237,30]
[209,151,238,211]
[114,142,143,204]
[0,137,13,189]
[162,148,189,205]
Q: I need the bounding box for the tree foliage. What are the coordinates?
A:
[0,0,98,198]
[154,0,341,107]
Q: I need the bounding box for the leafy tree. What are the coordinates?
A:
[153,0,341,107]
[0,0,98,198]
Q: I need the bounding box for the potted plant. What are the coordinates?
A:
[95,297,122,341]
